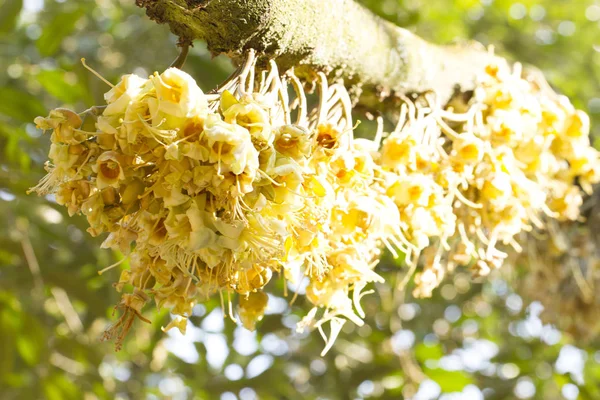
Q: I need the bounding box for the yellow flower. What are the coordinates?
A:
[274,125,311,159]
[181,142,208,161]
[315,123,346,150]
[564,109,590,139]
[162,317,188,335]
[223,95,273,144]
[380,133,417,170]
[203,114,258,176]
[182,199,217,250]
[164,208,192,241]
[120,178,146,206]
[80,193,106,236]
[548,183,583,221]
[148,258,173,286]
[236,266,273,294]
[94,151,125,189]
[412,260,444,298]
[104,74,147,116]
[101,226,137,254]
[238,291,269,331]
[452,134,485,164]
[568,148,600,194]
[388,174,435,207]
[48,143,81,172]
[162,186,189,207]
[55,179,92,216]
[489,111,524,145]
[150,68,207,119]
[34,108,83,144]
[408,207,441,245]
[481,171,513,208]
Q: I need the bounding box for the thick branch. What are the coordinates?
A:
[137,0,504,104]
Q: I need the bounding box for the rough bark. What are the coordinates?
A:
[136,0,505,105]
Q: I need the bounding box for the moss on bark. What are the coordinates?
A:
[137,0,505,104]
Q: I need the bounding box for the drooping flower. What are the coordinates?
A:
[29,54,598,356]
[94,151,125,189]
[150,67,208,121]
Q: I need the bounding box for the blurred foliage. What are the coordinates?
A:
[1,0,600,399]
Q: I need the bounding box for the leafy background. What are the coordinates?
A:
[1,0,600,399]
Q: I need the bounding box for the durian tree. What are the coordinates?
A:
[2,0,600,399]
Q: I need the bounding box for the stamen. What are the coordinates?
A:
[289,71,307,125]
[98,256,129,275]
[81,58,115,88]
[227,291,238,323]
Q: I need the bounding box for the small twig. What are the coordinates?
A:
[398,349,427,384]
[49,352,86,376]
[18,219,84,333]
[397,261,418,292]
[18,219,45,299]
[50,287,85,333]
[169,40,191,69]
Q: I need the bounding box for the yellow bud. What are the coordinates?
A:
[238,291,269,331]
[162,317,187,335]
[55,108,83,129]
[97,133,116,150]
[239,290,268,312]
[68,144,86,155]
[101,187,119,205]
[121,179,146,205]
[220,90,239,112]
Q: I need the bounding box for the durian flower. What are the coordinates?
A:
[94,151,125,189]
[387,174,438,207]
[569,148,600,194]
[30,54,600,355]
[222,93,274,145]
[104,74,147,116]
[548,183,583,221]
[452,134,485,164]
[274,125,312,159]
[380,132,418,171]
[162,317,188,335]
[238,291,268,331]
[480,171,513,209]
[34,108,83,144]
[186,200,219,251]
[203,114,259,176]
[48,143,82,172]
[150,68,207,120]
[55,179,92,216]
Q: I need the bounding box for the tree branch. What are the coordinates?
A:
[136,0,505,104]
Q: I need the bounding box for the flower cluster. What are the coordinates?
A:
[376,63,600,297]
[30,55,599,353]
[31,56,395,352]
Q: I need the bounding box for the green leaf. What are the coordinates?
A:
[0,325,16,379]
[553,373,571,388]
[0,249,17,265]
[0,123,31,171]
[37,69,86,104]
[16,336,41,366]
[15,317,46,366]
[425,368,475,393]
[43,381,64,400]
[36,9,83,57]
[0,87,46,122]
[51,374,79,399]
[0,0,22,34]
[415,343,444,362]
